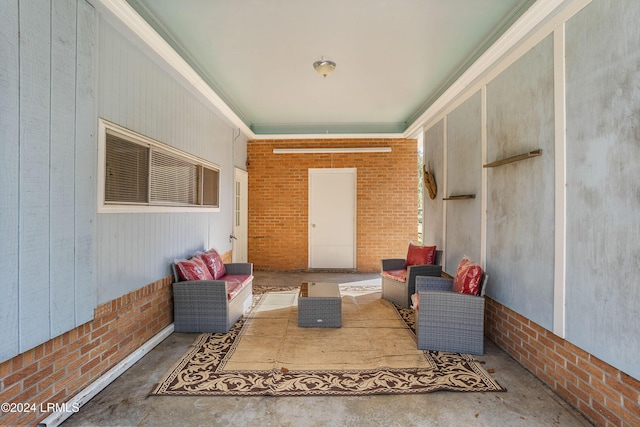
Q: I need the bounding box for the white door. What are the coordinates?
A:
[232,168,248,262]
[308,168,356,269]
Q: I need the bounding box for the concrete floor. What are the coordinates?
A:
[61,271,593,427]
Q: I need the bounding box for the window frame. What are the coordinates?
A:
[97,119,221,213]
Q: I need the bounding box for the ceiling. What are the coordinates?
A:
[125,0,537,136]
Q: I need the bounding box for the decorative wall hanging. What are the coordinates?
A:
[423,165,437,200]
[483,149,542,168]
[443,194,476,200]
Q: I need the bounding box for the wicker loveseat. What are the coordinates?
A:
[171,249,253,333]
[381,245,443,308]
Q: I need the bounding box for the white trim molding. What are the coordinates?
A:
[553,24,567,338]
[97,118,222,214]
[37,325,174,427]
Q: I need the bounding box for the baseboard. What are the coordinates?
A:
[37,324,175,427]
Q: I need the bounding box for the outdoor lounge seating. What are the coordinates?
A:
[171,249,253,333]
[381,244,443,308]
[414,258,488,355]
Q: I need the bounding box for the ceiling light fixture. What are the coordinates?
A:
[313,57,336,78]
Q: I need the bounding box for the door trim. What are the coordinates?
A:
[232,168,248,262]
[308,168,357,269]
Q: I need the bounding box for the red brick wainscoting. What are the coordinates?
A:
[0,276,173,427]
[247,138,419,272]
[485,297,640,427]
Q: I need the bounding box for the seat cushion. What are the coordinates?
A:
[452,257,483,295]
[222,274,252,300]
[175,257,214,281]
[406,243,437,266]
[381,269,407,283]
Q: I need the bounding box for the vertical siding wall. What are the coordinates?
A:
[0,3,246,424]
[96,14,239,304]
[422,0,640,424]
[0,0,96,363]
[247,139,418,272]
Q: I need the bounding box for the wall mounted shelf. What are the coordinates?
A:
[483,149,542,168]
[443,194,476,200]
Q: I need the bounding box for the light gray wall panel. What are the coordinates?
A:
[75,0,97,325]
[50,0,78,335]
[485,35,555,330]
[0,0,96,363]
[19,0,52,351]
[96,213,210,303]
[445,92,482,272]
[98,18,236,165]
[96,16,238,304]
[423,120,444,248]
[0,0,20,361]
[565,0,640,379]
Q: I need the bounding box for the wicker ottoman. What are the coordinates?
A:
[298,282,342,328]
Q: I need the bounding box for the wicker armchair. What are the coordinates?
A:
[381,250,443,308]
[414,273,489,355]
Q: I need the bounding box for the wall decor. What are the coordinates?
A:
[423,165,437,200]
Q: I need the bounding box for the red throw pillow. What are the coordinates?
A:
[405,243,437,266]
[175,256,214,281]
[452,257,483,295]
[199,249,227,279]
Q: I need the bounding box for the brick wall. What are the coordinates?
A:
[247,138,419,272]
[0,276,173,426]
[485,297,640,427]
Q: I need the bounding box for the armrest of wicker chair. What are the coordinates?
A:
[223,262,253,276]
[381,258,406,271]
[406,264,443,297]
[415,275,454,292]
[381,249,442,273]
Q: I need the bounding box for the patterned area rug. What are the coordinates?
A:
[151,284,505,396]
